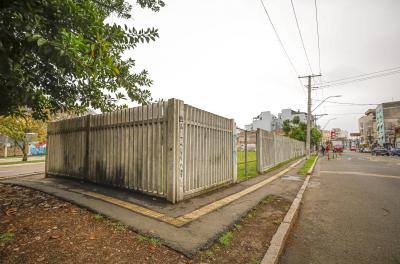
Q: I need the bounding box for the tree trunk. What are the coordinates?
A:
[22,139,28,161]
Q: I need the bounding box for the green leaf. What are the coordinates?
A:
[37,38,47,46]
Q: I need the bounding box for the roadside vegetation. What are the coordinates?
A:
[298,154,317,175]
[237,151,258,180]
[237,151,303,181]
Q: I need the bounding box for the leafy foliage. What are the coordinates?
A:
[0,111,47,160]
[282,118,322,145]
[0,0,164,120]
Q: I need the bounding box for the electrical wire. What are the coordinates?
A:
[312,99,378,106]
[315,66,400,86]
[290,0,313,74]
[313,69,400,89]
[259,0,307,95]
[314,0,321,75]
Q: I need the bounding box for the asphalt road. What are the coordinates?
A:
[280,151,400,264]
[0,162,45,180]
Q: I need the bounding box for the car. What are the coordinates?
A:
[350,146,357,151]
[389,148,400,156]
[371,147,389,156]
[362,147,371,153]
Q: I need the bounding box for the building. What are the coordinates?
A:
[245,111,279,131]
[376,101,400,146]
[278,109,307,124]
[245,108,309,132]
[358,109,377,145]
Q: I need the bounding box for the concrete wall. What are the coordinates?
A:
[256,129,305,173]
[46,99,236,203]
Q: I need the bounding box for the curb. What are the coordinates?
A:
[307,155,319,175]
[261,156,318,264]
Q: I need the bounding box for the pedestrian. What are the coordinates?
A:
[321,145,325,156]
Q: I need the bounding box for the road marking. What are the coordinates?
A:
[82,158,304,227]
[320,170,400,180]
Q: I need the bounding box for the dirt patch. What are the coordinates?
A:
[0,183,189,264]
[0,183,290,264]
[195,195,291,264]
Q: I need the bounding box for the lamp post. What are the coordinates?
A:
[312,95,342,113]
[322,118,337,130]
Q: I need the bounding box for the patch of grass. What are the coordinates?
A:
[93,213,127,231]
[246,259,261,264]
[298,154,317,175]
[94,214,104,220]
[114,222,127,231]
[204,249,215,259]
[136,234,161,246]
[237,151,258,180]
[219,231,233,247]
[234,223,242,230]
[272,218,282,225]
[0,232,15,242]
[0,160,45,166]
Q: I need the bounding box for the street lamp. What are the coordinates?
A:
[312,95,342,113]
[322,118,337,130]
[313,113,328,127]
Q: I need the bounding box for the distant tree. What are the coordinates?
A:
[282,119,291,136]
[283,119,321,145]
[0,112,47,161]
[0,0,164,120]
[292,116,300,125]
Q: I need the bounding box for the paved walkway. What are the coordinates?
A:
[2,158,306,256]
[280,152,400,264]
[0,162,45,180]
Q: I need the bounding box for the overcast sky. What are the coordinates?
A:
[112,0,400,132]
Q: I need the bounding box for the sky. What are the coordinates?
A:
[110,0,400,132]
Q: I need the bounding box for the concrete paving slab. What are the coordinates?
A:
[1,158,306,256]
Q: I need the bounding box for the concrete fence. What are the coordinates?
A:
[46,99,237,203]
[256,129,305,173]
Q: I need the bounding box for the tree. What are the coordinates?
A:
[0,0,164,120]
[282,118,322,146]
[0,113,47,161]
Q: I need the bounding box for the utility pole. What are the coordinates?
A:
[299,74,321,159]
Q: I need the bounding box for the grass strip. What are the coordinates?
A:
[298,154,317,175]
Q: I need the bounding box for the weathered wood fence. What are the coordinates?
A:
[256,129,305,173]
[46,99,237,203]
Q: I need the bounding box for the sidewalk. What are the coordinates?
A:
[2,158,306,256]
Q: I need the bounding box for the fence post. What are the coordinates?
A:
[231,119,237,182]
[84,115,92,181]
[166,98,184,203]
[256,129,262,173]
[232,119,237,183]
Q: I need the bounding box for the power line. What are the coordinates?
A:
[314,0,321,75]
[312,99,378,106]
[258,0,307,95]
[290,0,313,74]
[313,69,400,89]
[315,66,400,86]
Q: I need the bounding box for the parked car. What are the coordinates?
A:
[362,147,371,153]
[389,148,400,156]
[371,147,389,156]
[350,146,357,151]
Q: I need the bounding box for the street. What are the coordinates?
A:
[280,151,400,263]
[0,162,44,180]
